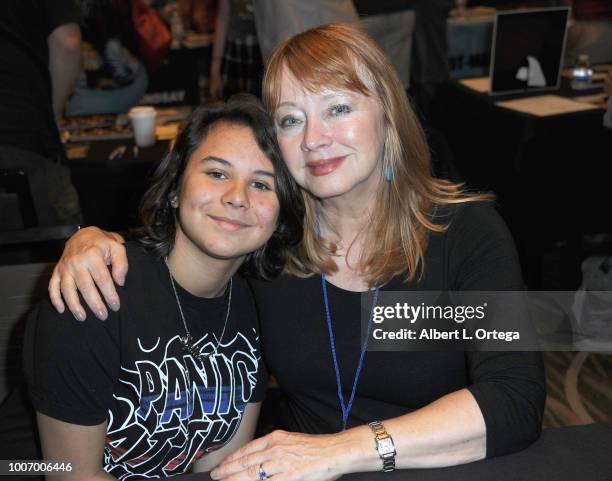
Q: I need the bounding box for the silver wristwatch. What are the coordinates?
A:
[368,421,396,472]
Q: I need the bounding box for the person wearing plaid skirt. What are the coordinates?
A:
[209,0,262,100]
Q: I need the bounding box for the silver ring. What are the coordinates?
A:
[257,463,268,480]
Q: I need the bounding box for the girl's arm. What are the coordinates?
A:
[36,413,116,481]
[194,402,262,473]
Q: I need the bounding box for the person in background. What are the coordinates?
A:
[353,0,416,90]
[565,0,612,67]
[47,24,545,480]
[65,0,149,116]
[0,0,82,225]
[410,0,455,119]
[181,0,218,34]
[252,0,359,60]
[209,0,262,100]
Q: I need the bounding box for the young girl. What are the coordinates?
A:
[23,95,303,480]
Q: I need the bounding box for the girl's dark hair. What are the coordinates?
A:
[134,94,304,279]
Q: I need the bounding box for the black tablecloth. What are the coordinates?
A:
[171,422,612,481]
[68,139,170,230]
[430,78,612,289]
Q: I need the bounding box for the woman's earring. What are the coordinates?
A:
[170,196,179,208]
[386,166,393,182]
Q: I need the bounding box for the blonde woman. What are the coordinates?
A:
[48,24,545,480]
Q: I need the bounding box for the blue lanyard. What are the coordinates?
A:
[321,273,380,431]
[316,215,381,430]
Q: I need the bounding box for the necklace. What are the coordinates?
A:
[164,257,232,361]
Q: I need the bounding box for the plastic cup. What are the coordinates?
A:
[128,106,157,147]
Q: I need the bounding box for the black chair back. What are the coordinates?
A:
[0,168,38,230]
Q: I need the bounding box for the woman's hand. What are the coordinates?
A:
[49,227,127,321]
[210,429,364,481]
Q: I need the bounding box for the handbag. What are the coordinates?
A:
[132,0,172,73]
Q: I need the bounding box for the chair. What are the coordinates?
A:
[0,263,53,479]
[0,168,38,230]
[0,262,54,404]
[0,225,79,247]
[0,162,80,264]
[0,145,60,230]
[0,225,79,266]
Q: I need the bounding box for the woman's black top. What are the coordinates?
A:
[250,202,545,458]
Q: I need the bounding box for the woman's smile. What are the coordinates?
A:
[306,155,347,176]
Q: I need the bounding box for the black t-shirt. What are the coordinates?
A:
[0,0,79,159]
[249,202,545,459]
[24,243,267,480]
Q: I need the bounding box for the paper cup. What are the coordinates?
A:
[128,106,157,147]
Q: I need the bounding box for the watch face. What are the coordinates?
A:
[378,438,395,456]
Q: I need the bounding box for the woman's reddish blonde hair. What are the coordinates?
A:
[263,23,491,286]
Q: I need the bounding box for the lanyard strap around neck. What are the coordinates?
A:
[316,213,380,431]
[321,272,380,431]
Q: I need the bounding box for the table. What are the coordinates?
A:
[68,139,170,230]
[170,422,612,481]
[430,77,612,289]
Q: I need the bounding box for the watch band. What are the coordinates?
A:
[368,421,396,473]
[382,457,395,472]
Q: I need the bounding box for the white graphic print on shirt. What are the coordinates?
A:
[103,331,260,479]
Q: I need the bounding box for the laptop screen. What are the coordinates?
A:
[489,7,570,95]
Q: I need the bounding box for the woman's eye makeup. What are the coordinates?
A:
[275,98,353,129]
[276,104,352,128]
[277,115,301,129]
[328,103,351,116]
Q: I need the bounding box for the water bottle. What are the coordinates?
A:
[571,54,593,90]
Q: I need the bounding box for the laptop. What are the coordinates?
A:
[489,7,570,96]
